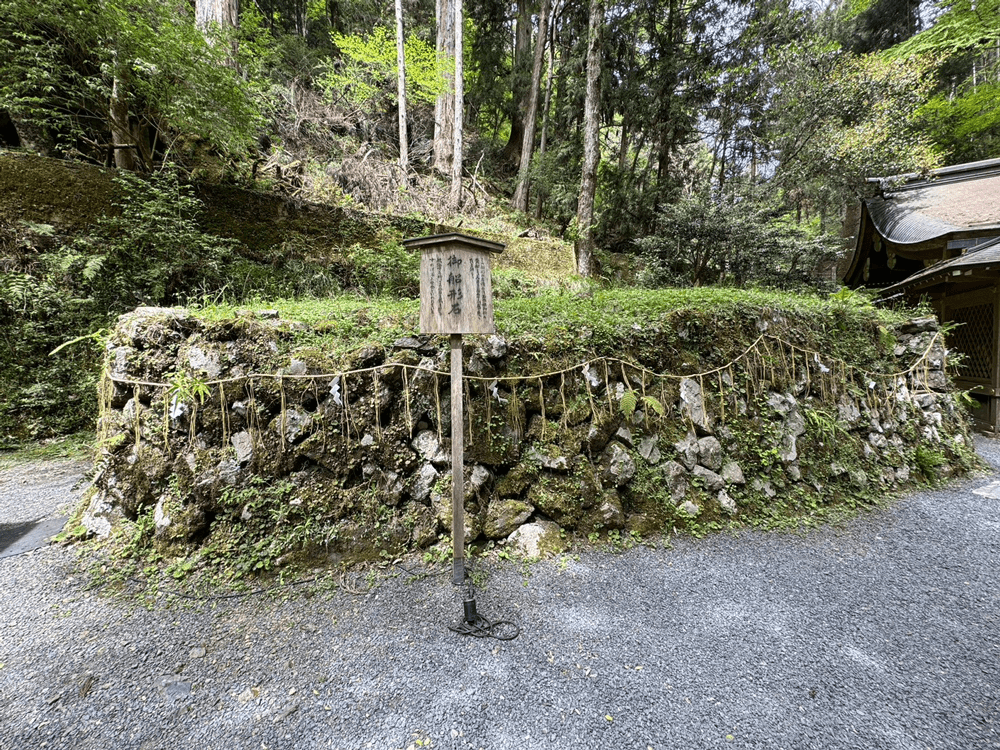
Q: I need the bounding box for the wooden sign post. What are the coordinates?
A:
[404,233,505,584]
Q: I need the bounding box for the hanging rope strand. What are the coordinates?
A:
[105,331,942,448]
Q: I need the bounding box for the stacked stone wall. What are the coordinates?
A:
[83,309,973,561]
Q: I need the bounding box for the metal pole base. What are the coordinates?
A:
[452,557,465,585]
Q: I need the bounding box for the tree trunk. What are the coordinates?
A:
[295,0,307,37]
[110,72,137,172]
[395,0,409,172]
[500,1,534,165]
[433,0,456,173]
[449,0,464,211]
[196,0,239,60]
[512,0,551,212]
[653,0,680,188]
[195,0,237,29]
[0,110,20,149]
[326,0,343,33]
[717,136,728,194]
[618,116,629,172]
[534,40,555,219]
[575,0,603,277]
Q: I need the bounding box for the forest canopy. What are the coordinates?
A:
[0,0,997,283]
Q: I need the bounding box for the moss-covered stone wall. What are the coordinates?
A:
[82,305,974,571]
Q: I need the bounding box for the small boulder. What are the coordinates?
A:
[600,443,636,487]
[717,489,736,515]
[495,461,539,498]
[430,480,483,540]
[187,346,222,379]
[382,470,405,505]
[527,446,570,472]
[696,436,723,471]
[587,491,625,530]
[786,408,806,438]
[154,497,172,530]
[411,430,449,466]
[926,369,949,391]
[615,426,634,448]
[411,463,439,502]
[674,431,699,471]
[837,396,862,425]
[108,346,130,381]
[481,334,508,360]
[284,358,308,376]
[277,408,312,444]
[899,316,937,334]
[392,336,425,350]
[484,499,534,539]
[408,506,438,548]
[720,461,745,486]
[678,500,700,517]
[679,378,710,433]
[751,478,777,498]
[767,391,795,417]
[527,459,602,527]
[692,465,724,492]
[231,431,253,465]
[638,436,661,464]
[194,458,240,496]
[467,464,491,497]
[849,469,869,489]
[662,460,688,502]
[779,432,798,464]
[506,520,565,558]
[82,490,120,537]
[584,417,618,454]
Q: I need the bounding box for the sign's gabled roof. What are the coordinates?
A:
[402,232,505,254]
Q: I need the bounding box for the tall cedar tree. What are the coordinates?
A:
[576,0,603,276]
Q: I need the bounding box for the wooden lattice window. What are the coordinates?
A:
[948,302,994,382]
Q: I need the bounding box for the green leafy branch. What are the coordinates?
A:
[167,370,211,406]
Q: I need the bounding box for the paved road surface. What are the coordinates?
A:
[0,443,998,749]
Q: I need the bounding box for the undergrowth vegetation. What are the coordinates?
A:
[0,162,424,445]
[190,284,913,374]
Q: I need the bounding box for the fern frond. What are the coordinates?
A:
[619,389,638,420]
[82,254,106,282]
[641,394,665,417]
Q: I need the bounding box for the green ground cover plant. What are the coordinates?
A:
[191,285,912,376]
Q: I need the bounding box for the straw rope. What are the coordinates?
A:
[103,333,945,432]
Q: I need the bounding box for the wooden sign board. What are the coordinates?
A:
[404,232,505,585]
[405,233,505,335]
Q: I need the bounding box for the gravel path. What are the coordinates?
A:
[1,443,999,750]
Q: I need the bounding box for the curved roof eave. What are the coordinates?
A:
[865,171,1000,246]
[866,197,964,246]
[879,236,1000,297]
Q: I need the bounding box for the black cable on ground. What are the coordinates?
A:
[448,612,521,640]
[447,568,521,641]
[110,558,521,643]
